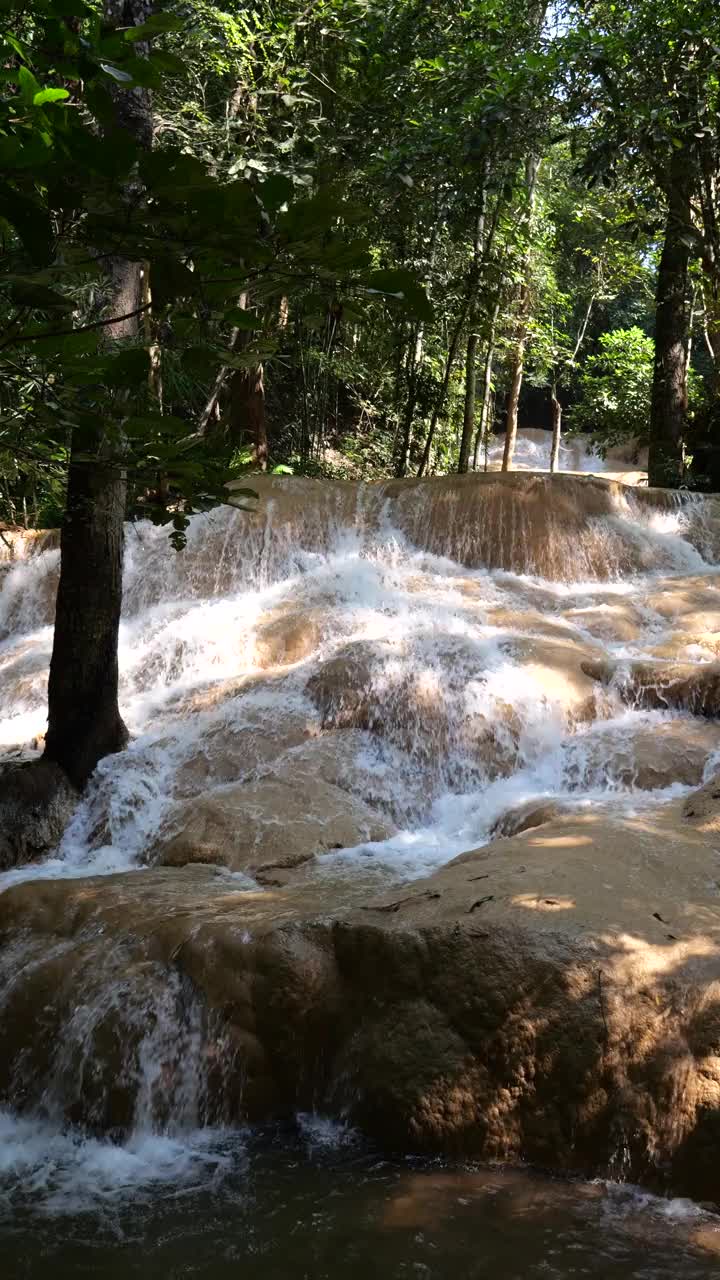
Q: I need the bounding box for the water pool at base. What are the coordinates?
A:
[2,1130,719,1279]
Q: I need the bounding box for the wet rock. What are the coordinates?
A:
[4,804,720,1200]
[173,705,318,797]
[253,605,326,669]
[499,634,605,724]
[491,798,569,838]
[563,600,647,644]
[566,719,720,791]
[582,658,720,716]
[151,773,394,880]
[682,771,720,834]
[306,642,376,730]
[387,472,689,580]
[0,759,78,870]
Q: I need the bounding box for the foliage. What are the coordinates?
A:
[0,0,718,519]
[569,328,655,448]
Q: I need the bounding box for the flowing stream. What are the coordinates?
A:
[1,466,720,1273]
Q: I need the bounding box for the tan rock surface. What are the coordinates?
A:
[3,793,720,1200]
[253,604,326,669]
[683,771,720,835]
[565,718,720,791]
[152,772,394,881]
[582,657,720,716]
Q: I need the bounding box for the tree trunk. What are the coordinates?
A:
[550,386,562,474]
[43,0,152,788]
[228,352,268,469]
[473,305,499,470]
[648,150,693,487]
[458,331,478,473]
[396,323,423,477]
[44,425,130,788]
[457,200,486,474]
[417,303,470,477]
[501,334,527,472]
[502,155,540,473]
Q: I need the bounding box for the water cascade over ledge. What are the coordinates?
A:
[2,471,720,1226]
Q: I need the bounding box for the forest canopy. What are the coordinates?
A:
[1,0,719,530]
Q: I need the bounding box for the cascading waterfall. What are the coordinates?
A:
[1,468,720,1210]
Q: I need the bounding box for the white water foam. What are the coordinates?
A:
[0,481,718,888]
[0,1111,241,1216]
[1,475,719,1203]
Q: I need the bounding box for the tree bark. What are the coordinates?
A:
[416,304,468,477]
[550,386,562,474]
[228,347,268,469]
[396,322,423,477]
[457,199,486,474]
[648,149,693,487]
[458,330,478,473]
[43,0,152,788]
[473,304,499,470]
[502,156,540,473]
[501,330,527,473]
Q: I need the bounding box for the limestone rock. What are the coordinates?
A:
[305,642,376,730]
[499,634,604,724]
[173,704,318,797]
[0,759,78,870]
[253,604,326,669]
[582,657,720,716]
[565,719,720,791]
[491,798,569,838]
[4,803,720,1201]
[683,771,720,835]
[151,772,394,881]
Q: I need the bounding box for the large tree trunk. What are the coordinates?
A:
[648,150,693,487]
[44,426,130,789]
[43,0,152,789]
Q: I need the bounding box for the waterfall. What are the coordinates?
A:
[1,470,720,1203]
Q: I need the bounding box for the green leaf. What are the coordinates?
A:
[123,13,185,40]
[8,278,74,309]
[33,87,70,106]
[104,346,150,387]
[0,185,53,265]
[1,32,27,61]
[147,49,186,76]
[100,63,134,84]
[365,269,432,321]
[224,307,260,330]
[150,256,198,306]
[17,64,41,104]
[115,54,163,90]
[258,173,294,211]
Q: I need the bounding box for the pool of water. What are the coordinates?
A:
[2,1127,719,1279]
